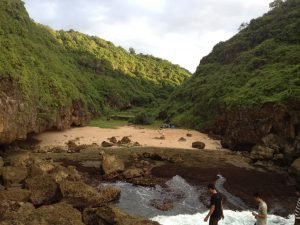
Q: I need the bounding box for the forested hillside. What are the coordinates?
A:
[163,0,300,150]
[0,0,190,143]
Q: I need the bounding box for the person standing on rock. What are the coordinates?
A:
[294,187,300,225]
[252,192,267,225]
[204,183,224,225]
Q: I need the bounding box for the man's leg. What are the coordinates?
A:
[209,217,220,225]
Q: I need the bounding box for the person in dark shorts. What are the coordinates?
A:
[204,183,224,225]
[295,186,300,225]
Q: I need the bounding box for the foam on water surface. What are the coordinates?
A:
[151,210,294,225]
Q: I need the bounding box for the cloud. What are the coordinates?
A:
[23,0,273,72]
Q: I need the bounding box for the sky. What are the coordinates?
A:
[23,0,273,72]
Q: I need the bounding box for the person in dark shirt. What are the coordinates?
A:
[204,183,224,225]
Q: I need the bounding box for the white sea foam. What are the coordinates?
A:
[151,210,294,225]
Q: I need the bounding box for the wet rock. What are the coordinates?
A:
[25,175,60,206]
[123,168,145,179]
[0,187,31,202]
[1,202,84,225]
[59,180,120,208]
[2,166,28,187]
[178,137,186,142]
[120,136,131,144]
[192,141,205,149]
[100,153,125,175]
[83,206,160,225]
[250,145,275,160]
[108,136,117,144]
[150,199,174,211]
[101,141,114,148]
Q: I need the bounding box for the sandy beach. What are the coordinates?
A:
[33,126,221,150]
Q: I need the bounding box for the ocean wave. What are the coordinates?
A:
[151,210,294,225]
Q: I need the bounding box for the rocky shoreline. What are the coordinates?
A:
[0,137,297,221]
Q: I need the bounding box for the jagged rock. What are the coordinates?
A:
[108,137,117,144]
[178,137,186,142]
[120,136,131,144]
[186,133,193,137]
[0,202,84,225]
[123,168,145,179]
[67,140,87,153]
[2,166,28,187]
[250,145,275,160]
[192,141,205,149]
[150,199,174,211]
[29,159,56,177]
[59,180,120,208]
[8,152,33,168]
[83,206,160,225]
[100,153,125,175]
[0,188,31,202]
[261,134,284,152]
[50,165,82,183]
[101,141,114,148]
[25,175,60,206]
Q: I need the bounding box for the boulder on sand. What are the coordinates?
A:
[178,137,186,142]
[192,141,205,149]
[101,141,114,148]
[108,137,117,144]
[120,136,131,144]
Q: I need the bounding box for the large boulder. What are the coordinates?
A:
[59,180,120,208]
[250,145,275,160]
[192,141,206,149]
[83,206,160,225]
[25,175,60,206]
[0,188,31,202]
[100,153,125,175]
[120,136,131,144]
[0,202,84,225]
[49,165,82,183]
[2,166,28,186]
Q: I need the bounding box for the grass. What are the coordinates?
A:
[88,118,128,129]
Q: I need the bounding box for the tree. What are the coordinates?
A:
[238,22,249,31]
[269,0,284,9]
[129,47,136,55]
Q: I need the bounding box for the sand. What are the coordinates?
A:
[34,126,221,150]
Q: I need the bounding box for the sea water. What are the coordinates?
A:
[100,175,294,225]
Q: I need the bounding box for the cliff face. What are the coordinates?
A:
[0,0,190,144]
[0,77,90,144]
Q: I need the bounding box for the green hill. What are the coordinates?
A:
[0,0,190,143]
[163,0,300,130]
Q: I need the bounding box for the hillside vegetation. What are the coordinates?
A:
[162,0,300,129]
[0,0,190,120]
